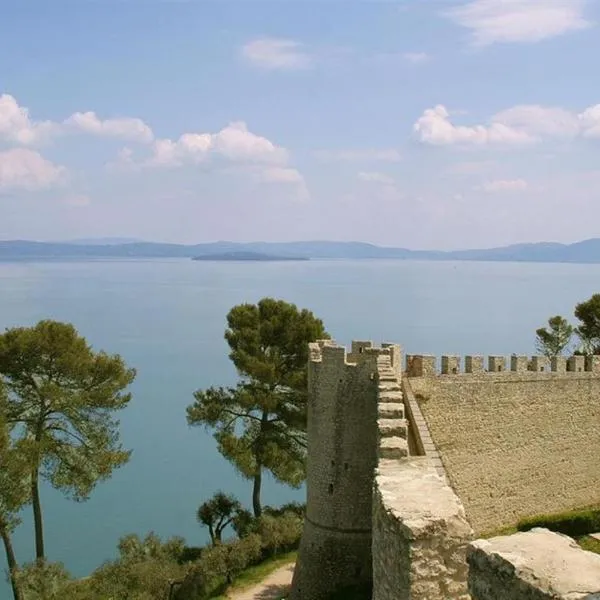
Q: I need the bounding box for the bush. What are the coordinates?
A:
[517,508,600,538]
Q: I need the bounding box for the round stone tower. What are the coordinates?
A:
[290,340,400,600]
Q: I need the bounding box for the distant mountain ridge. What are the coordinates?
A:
[1,238,600,263]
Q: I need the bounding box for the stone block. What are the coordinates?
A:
[378,419,408,439]
[510,355,528,372]
[442,355,461,374]
[530,356,551,372]
[406,355,437,377]
[567,355,585,372]
[488,356,506,372]
[379,437,408,460]
[465,355,485,373]
[468,528,600,600]
[551,356,567,373]
[586,355,600,373]
[378,403,405,419]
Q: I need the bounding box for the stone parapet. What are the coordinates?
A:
[405,353,600,376]
[373,458,474,600]
[468,528,600,599]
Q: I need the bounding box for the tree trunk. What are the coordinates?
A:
[252,467,262,518]
[1,522,23,600]
[31,467,45,560]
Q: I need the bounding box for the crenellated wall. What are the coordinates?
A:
[292,341,600,599]
[290,340,402,600]
[408,353,600,534]
[406,353,600,376]
[372,353,473,600]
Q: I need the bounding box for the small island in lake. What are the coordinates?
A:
[192,251,310,262]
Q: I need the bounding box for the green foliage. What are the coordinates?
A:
[0,319,136,558]
[197,491,243,545]
[517,508,600,538]
[174,509,303,600]
[535,315,574,357]
[187,298,328,516]
[579,536,600,555]
[13,560,72,600]
[574,294,600,354]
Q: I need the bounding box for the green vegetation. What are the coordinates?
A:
[0,320,135,561]
[0,300,322,600]
[516,506,600,538]
[536,293,600,356]
[187,298,328,516]
[535,316,574,357]
[210,550,296,600]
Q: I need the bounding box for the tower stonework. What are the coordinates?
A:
[290,340,401,600]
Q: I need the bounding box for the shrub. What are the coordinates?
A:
[517,508,600,538]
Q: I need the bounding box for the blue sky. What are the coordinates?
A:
[1,0,599,249]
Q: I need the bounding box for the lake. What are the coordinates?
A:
[1,257,599,592]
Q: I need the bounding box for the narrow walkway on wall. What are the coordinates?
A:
[228,563,295,600]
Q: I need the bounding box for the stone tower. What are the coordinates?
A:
[290,340,402,600]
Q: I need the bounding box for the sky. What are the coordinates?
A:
[0,0,599,250]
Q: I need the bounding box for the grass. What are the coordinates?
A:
[578,535,600,555]
[210,551,297,599]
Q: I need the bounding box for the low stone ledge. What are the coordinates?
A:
[378,418,408,439]
[378,403,405,419]
[467,528,600,600]
[379,437,408,459]
[373,458,473,600]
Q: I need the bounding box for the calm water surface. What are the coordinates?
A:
[1,258,599,592]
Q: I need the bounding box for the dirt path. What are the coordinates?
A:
[228,563,295,600]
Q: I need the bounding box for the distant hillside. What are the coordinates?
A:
[192,251,309,262]
[1,238,600,263]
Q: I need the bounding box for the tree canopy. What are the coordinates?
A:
[197,491,243,546]
[574,294,600,354]
[187,298,328,516]
[0,319,136,560]
[535,315,574,357]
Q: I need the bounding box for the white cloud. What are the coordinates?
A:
[493,105,581,138]
[0,94,58,145]
[414,104,534,146]
[0,94,154,146]
[478,178,529,193]
[403,52,430,64]
[260,166,304,184]
[313,148,402,162]
[241,38,312,70]
[414,102,600,146]
[358,171,395,185]
[0,148,66,190]
[446,0,592,46]
[64,111,154,143]
[579,104,600,138]
[147,121,288,168]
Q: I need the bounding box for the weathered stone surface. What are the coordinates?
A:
[378,418,407,438]
[378,402,404,419]
[373,458,473,600]
[410,372,600,534]
[468,528,600,599]
[379,437,408,459]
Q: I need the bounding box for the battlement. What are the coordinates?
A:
[406,353,600,377]
[310,339,403,377]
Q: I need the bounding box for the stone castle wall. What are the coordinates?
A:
[372,353,473,600]
[408,355,600,534]
[290,341,401,600]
